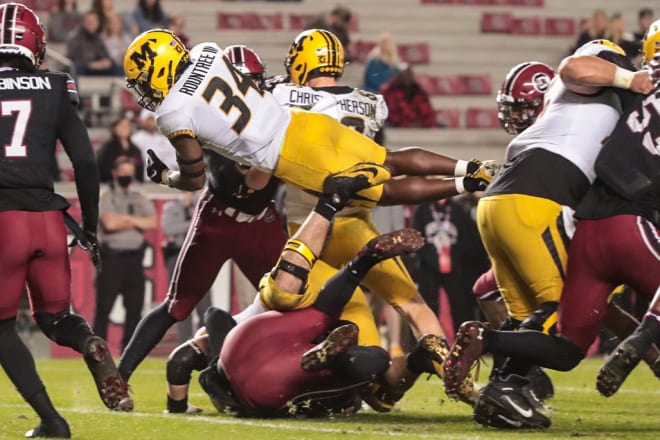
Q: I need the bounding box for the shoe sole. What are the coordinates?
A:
[443,322,485,397]
[474,393,551,429]
[301,324,358,372]
[84,336,133,412]
[364,229,425,260]
[597,341,642,397]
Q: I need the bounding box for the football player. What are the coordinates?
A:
[0,3,132,438]
[118,46,288,402]
[269,29,478,409]
[198,173,423,417]
[121,29,493,218]
[443,39,657,429]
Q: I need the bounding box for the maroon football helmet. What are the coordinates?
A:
[496,61,555,134]
[223,45,266,89]
[0,2,46,67]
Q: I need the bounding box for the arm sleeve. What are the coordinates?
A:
[56,79,100,232]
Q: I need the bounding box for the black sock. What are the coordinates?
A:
[167,395,188,413]
[346,255,380,280]
[204,308,237,359]
[26,388,64,424]
[333,346,390,382]
[313,268,362,316]
[628,314,660,353]
[118,303,176,380]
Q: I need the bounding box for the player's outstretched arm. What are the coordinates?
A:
[149,135,206,191]
[559,55,654,95]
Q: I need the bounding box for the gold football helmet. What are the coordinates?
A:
[123,29,190,111]
[642,19,660,64]
[284,29,345,85]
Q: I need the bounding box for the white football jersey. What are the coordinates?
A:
[272,83,388,223]
[156,42,291,172]
[505,43,628,182]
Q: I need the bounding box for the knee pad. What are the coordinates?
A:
[167,341,209,385]
[520,302,558,335]
[500,316,522,332]
[551,335,585,371]
[33,308,92,348]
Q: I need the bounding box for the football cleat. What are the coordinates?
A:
[301,323,359,372]
[358,228,425,262]
[323,162,391,208]
[525,366,554,401]
[24,418,70,439]
[83,336,133,412]
[443,321,488,398]
[473,374,552,429]
[360,357,417,412]
[198,366,241,413]
[597,339,643,397]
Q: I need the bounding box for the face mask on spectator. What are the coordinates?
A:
[117,176,132,188]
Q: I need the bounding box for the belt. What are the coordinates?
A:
[212,205,269,223]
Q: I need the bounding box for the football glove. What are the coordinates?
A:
[647,53,660,87]
[146,149,169,184]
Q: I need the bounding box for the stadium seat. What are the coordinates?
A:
[511,16,542,35]
[545,17,577,36]
[398,43,431,65]
[465,108,500,128]
[120,89,142,115]
[349,40,377,63]
[434,109,461,128]
[288,13,318,30]
[459,74,492,95]
[480,12,513,33]
[217,12,284,30]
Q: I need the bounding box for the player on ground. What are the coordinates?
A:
[0,3,132,438]
[121,29,493,215]
[118,46,287,398]
[198,173,424,417]
[270,29,477,408]
[443,39,658,429]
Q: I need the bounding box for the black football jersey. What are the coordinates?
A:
[0,69,98,227]
[204,150,280,214]
[576,88,660,226]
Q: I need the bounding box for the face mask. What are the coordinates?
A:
[117,176,132,188]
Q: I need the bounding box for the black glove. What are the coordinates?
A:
[232,182,255,199]
[462,173,490,192]
[262,74,290,92]
[69,228,102,272]
[466,159,483,175]
[146,149,169,184]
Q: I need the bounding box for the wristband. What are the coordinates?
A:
[454,160,469,176]
[454,177,466,194]
[612,66,634,90]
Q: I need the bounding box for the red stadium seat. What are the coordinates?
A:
[544,17,576,36]
[217,13,283,30]
[435,109,461,128]
[459,74,492,95]
[120,89,142,115]
[511,16,542,35]
[398,43,431,65]
[288,14,317,30]
[349,40,377,63]
[420,0,458,5]
[417,74,467,96]
[481,12,513,33]
[465,108,500,128]
[509,0,543,5]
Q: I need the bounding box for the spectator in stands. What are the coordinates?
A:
[93,0,139,36]
[363,32,400,94]
[131,0,169,34]
[306,5,352,60]
[66,10,121,76]
[94,157,157,352]
[606,13,638,61]
[570,9,608,53]
[48,0,82,43]
[131,109,178,181]
[96,115,144,183]
[167,14,191,48]
[103,13,133,69]
[634,8,654,43]
[380,63,435,128]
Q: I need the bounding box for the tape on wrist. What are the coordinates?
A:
[284,239,317,266]
[455,176,466,194]
[454,160,469,176]
[612,66,634,89]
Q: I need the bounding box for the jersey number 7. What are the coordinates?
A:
[1,99,31,158]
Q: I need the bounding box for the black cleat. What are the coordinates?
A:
[597,340,643,397]
[83,336,133,411]
[198,366,241,413]
[25,418,71,438]
[473,374,552,429]
[301,323,358,372]
[525,366,554,401]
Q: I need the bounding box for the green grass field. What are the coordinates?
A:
[0,356,657,440]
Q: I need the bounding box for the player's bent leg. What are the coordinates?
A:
[301,323,359,372]
[165,340,209,414]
